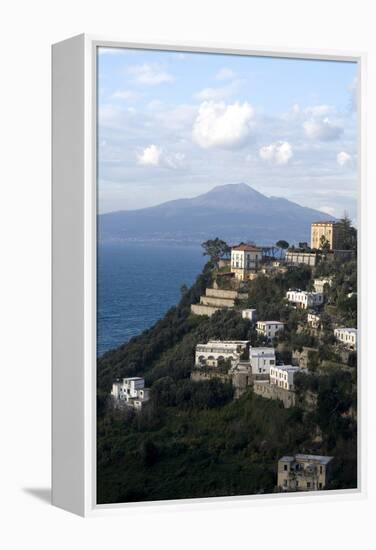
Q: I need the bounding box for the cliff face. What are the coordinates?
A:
[99,183,334,245]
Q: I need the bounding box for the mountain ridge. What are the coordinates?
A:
[99,183,335,245]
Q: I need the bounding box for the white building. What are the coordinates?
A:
[334,328,357,350]
[270,365,300,390]
[286,289,324,310]
[111,377,150,411]
[313,278,332,293]
[241,308,257,322]
[195,340,249,368]
[231,244,261,280]
[256,321,284,340]
[307,312,321,329]
[249,347,276,375]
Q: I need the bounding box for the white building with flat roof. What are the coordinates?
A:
[256,321,284,340]
[241,309,257,322]
[286,289,324,310]
[111,377,150,411]
[249,347,276,375]
[270,365,300,390]
[334,328,357,350]
[195,340,249,368]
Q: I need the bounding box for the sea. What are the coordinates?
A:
[97,242,205,357]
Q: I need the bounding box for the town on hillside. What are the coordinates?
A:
[102,216,357,498]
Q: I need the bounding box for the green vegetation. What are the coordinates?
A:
[97,229,358,504]
[201,238,230,267]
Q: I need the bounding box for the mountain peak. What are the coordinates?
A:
[192,183,268,211]
[207,183,263,196]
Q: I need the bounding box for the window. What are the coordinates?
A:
[319,483,323,489]
[307,482,311,488]
[320,466,323,474]
[284,464,288,471]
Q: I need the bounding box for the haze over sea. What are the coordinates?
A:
[97,242,205,356]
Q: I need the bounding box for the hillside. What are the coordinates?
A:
[97,257,357,504]
[99,183,334,245]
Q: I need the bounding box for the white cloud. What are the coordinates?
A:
[303,117,343,141]
[137,145,186,169]
[319,206,336,216]
[259,141,293,165]
[337,151,352,167]
[137,144,162,166]
[128,63,174,85]
[216,67,236,80]
[111,90,139,101]
[192,101,255,149]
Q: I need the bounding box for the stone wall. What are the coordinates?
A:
[191,286,248,316]
[200,296,236,308]
[253,381,296,408]
[190,304,220,317]
[205,288,239,300]
[190,369,231,383]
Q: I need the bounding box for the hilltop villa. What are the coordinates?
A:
[277,454,334,492]
[230,243,261,280]
[286,289,324,310]
[195,340,249,368]
[249,347,276,375]
[270,365,300,390]
[311,221,342,250]
[334,328,357,350]
[256,320,284,340]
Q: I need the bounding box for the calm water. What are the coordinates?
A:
[97,242,205,356]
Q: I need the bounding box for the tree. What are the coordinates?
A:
[319,235,330,254]
[276,240,289,259]
[201,238,230,267]
[337,213,357,250]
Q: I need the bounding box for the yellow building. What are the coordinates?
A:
[277,454,333,492]
[310,221,341,250]
[230,244,261,280]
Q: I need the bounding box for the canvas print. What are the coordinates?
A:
[96,46,358,504]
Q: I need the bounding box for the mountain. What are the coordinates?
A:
[99,183,335,245]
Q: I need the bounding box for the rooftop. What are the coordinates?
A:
[250,347,275,353]
[206,340,250,345]
[295,454,334,465]
[258,320,284,325]
[279,454,333,465]
[232,244,261,252]
[311,220,338,225]
[272,365,300,372]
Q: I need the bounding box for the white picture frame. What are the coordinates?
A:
[52,34,367,517]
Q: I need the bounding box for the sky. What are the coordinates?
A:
[97,47,358,221]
